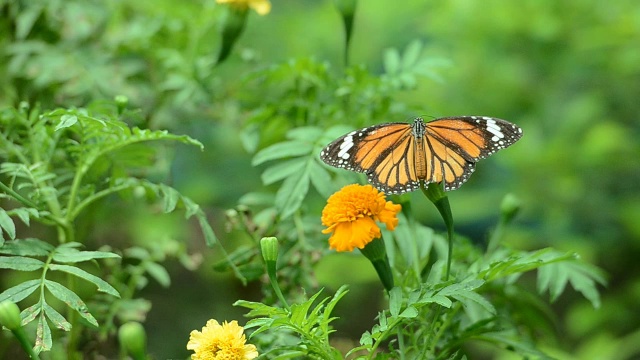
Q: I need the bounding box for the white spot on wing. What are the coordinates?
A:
[337,135,354,159]
[485,120,504,139]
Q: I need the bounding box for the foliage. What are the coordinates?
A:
[0,103,213,356]
[1,0,638,358]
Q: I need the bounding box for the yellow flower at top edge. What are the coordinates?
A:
[187,319,258,360]
[217,0,271,15]
[322,184,402,252]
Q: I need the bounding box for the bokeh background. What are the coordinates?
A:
[1,0,639,358]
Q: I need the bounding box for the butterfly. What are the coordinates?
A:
[320,116,523,195]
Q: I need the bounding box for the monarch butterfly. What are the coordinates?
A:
[320,116,523,195]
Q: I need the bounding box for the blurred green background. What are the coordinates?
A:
[1,0,639,358]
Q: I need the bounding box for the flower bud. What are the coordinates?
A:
[260,237,279,263]
[115,95,129,114]
[0,301,21,330]
[119,321,147,360]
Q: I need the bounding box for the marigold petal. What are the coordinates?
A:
[329,217,380,252]
[377,201,402,231]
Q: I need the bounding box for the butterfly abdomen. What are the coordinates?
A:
[411,118,428,180]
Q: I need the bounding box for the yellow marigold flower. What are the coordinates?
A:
[322,184,401,252]
[187,319,258,360]
[217,0,271,15]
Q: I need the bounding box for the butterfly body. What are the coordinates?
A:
[320,116,523,194]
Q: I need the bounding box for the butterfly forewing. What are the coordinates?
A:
[427,116,523,161]
[320,116,522,194]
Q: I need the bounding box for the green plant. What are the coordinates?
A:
[0,102,217,357]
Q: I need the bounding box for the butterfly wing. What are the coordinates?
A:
[320,123,422,194]
[422,116,523,190]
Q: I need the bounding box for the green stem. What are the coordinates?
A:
[431,303,461,359]
[396,325,406,360]
[10,327,40,359]
[269,274,290,312]
[265,257,290,311]
[0,181,38,208]
[421,182,454,280]
[366,316,403,360]
[69,182,137,220]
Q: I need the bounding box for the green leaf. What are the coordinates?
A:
[480,331,555,359]
[34,312,53,353]
[261,157,307,185]
[159,184,180,213]
[438,279,484,296]
[538,259,605,308]
[20,301,42,326]
[290,290,323,327]
[44,280,98,327]
[321,285,349,324]
[0,279,40,303]
[399,306,419,318]
[143,261,171,288]
[275,167,310,219]
[286,127,324,142]
[8,208,41,226]
[52,246,120,263]
[43,302,72,331]
[419,294,452,308]
[383,48,401,75]
[234,300,284,317]
[0,238,54,256]
[15,5,42,40]
[54,114,78,130]
[452,291,496,316]
[196,212,218,247]
[49,264,120,297]
[388,287,402,317]
[309,160,334,198]
[0,209,16,240]
[480,248,575,281]
[0,256,45,271]
[401,39,423,69]
[359,331,373,346]
[252,141,313,166]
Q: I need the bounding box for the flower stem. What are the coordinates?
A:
[11,327,40,359]
[421,182,454,280]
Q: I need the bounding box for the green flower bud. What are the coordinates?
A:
[260,237,279,263]
[114,95,128,108]
[119,322,147,360]
[0,301,21,330]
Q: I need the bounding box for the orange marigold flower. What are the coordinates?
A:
[321,184,401,252]
[187,319,258,360]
